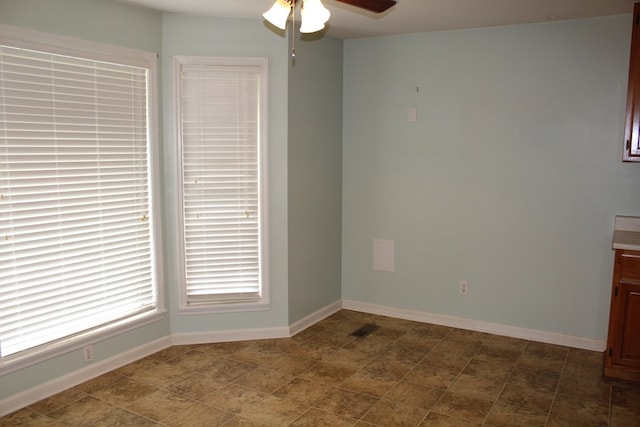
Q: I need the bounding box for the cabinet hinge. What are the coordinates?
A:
[609,347,613,357]
[615,286,619,297]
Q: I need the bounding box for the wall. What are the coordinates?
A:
[288,32,344,323]
[4,0,633,413]
[0,0,161,51]
[0,0,300,409]
[161,14,291,333]
[342,15,640,344]
[0,0,167,401]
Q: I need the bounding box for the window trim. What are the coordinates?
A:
[0,25,165,374]
[173,55,270,315]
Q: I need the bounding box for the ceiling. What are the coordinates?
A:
[117,0,636,39]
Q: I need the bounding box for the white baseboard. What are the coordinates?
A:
[288,300,343,336]
[0,336,171,418]
[1,301,344,418]
[171,300,343,345]
[1,298,607,418]
[171,326,291,345]
[342,299,606,352]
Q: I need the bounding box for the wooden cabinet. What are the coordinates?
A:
[623,3,640,161]
[605,249,640,381]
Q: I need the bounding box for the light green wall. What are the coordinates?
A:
[0,0,330,399]
[0,0,161,52]
[0,0,167,400]
[161,14,291,332]
[4,0,635,408]
[288,33,343,323]
[342,15,640,341]
[0,0,301,402]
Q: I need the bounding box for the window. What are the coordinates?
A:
[174,56,269,313]
[0,25,162,366]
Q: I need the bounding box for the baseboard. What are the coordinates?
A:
[171,300,343,345]
[171,326,291,345]
[0,336,171,418]
[288,300,343,337]
[3,298,606,418]
[342,299,606,352]
[1,301,344,418]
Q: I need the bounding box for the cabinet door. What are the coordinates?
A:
[611,282,640,368]
[624,3,640,161]
[605,250,640,381]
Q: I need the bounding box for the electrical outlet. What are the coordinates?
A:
[459,280,469,295]
[83,345,94,363]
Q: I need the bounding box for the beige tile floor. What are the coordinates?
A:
[2,309,640,426]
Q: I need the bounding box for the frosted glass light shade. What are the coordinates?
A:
[300,0,331,33]
[263,0,292,30]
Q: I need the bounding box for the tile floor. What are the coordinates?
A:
[2,310,640,426]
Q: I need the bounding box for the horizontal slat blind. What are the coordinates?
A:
[0,45,155,357]
[179,62,263,305]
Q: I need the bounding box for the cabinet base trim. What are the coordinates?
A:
[604,364,640,382]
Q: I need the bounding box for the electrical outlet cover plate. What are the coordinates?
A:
[83,345,94,362]
[459,280,469,295]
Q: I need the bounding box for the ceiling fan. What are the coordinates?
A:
[263,0,397,34]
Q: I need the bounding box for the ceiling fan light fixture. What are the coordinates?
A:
[263,0,292,30]
[300,0,331,33]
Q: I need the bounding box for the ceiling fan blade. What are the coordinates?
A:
[335,0,397,14]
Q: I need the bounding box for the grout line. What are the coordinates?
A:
[352,322,435,425]
[543,345,569,427]
[480,340,526,426]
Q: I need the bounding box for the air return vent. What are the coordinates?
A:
[351,323,379,338]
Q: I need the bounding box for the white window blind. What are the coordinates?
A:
[0,41,157,358]
[175,57,268,309]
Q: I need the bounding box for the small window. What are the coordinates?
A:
[0,25,162,365]
[174,56,269,313]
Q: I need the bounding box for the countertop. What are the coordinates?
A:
[613,216,640,251]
